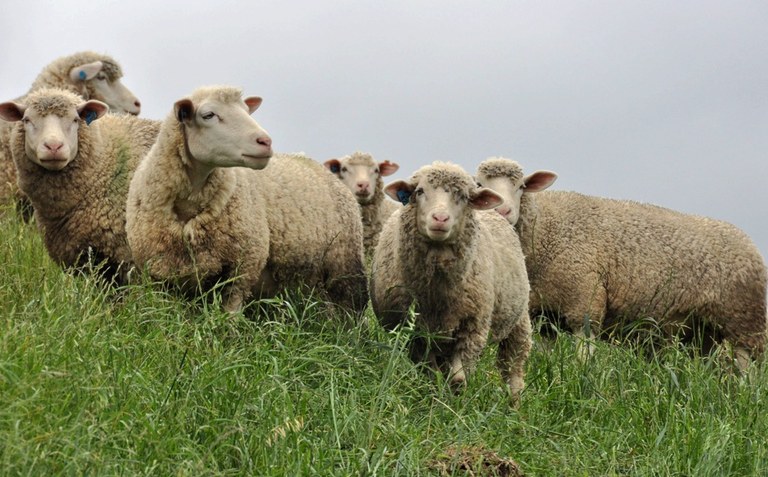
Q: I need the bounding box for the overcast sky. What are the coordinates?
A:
[2,1,767,258]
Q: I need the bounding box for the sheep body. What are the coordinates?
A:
[370,162,531,396]
[324,152,400,256]
[126,86,367,314]
[476,157,767,369]
[1,88,159,281]
[1,51,141,212]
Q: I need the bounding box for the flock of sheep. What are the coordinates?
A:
[1,51,766,402]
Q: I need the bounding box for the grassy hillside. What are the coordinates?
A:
[1,210,766,476]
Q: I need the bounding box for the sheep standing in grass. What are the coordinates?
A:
[1,51,142,212]
[370,162,532,397]
[476,157,768,370]
[126,86,367,315]
[323,152,400,256]
[0,88,160,283]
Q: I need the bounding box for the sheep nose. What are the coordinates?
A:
[496,206,511,217]
[356,182,370,192]
[44,141,63,153]
[432,212,449,223]
[134,100,141,109]
[257,136,272,148]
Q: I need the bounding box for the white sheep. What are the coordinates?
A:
[126,85,368,315]
[475,157,768,370]
[323,152,400,256]
[1,51,142,212]
[0,88,160,283]
[370,162,532,397]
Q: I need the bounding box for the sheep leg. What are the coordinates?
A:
[448,317,491,389]
[566,281,606,362]
[497,312,533,402]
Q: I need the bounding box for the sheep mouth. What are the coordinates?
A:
[38,157,70,170]
[240,154,271,170]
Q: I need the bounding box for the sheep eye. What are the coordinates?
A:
[374,168,379,174]
[414,187,424,196]
[201,112,216,120]
[476,181,483,187]
[341,167,348,173]
[96,73,107,81]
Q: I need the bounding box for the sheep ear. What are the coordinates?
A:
[524,170,558,193]
[174,99,195,124]
[379,160,399,177]
[0,102,26,122]
[244,96,263,114]
[324,159,342,174]
[384,180,414,205]
[69,61,104,82]
[469,187,504,210]
[77,100,109,125]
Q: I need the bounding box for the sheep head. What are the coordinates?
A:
[476,157,557,225]
[174,86,273,170]
[0,88,108,171]
[68,58,141,115]
[324,152,399,204]
[385,162,503,243]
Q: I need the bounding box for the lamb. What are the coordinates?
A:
[1,51,142,211]
[370,162,532,397]
[126,85,368,315]
[323,152,400,256]
[0,88,160,283]
[475,157,768,370]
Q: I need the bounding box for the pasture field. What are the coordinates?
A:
[1,211,766,476]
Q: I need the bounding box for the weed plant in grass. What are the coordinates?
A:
[1,209,767,476]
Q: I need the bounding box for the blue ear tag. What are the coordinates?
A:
[79,70,87,80]
[85,110,97,125]
[330,164,340,173]
[396,189,412,206]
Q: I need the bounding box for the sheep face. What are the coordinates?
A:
[385,175,503,243]
[324,155,399,204]
[174,94,273,170]
[476,160,557,225]
[68,60,141,115]
[0,93,108,171]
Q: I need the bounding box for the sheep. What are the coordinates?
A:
[0,87,160,283]
[323,152,400,256]
[370,161,532,397]
[475,157,768,370]
[1,51,142,212]
[126,85,368,315]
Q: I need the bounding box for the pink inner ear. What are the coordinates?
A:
[0,102,25,122]
[244,96,263,114]
[379,161,399,176]
[323,159,341,171]
[524,171,558,192]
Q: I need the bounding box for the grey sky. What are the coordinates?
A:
[2,1,767,258]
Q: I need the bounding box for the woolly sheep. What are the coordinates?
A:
[323,152,400,256]
[475,157,768,370]
[126,85,368,315]
[0,88,160,282]
[370,162,532,397]
[1,51,142,211]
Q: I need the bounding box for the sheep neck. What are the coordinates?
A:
[180,123,215,195]
[399,205,477,289]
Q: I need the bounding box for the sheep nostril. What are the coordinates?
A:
[257,136,272,148]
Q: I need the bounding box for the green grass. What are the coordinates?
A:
[1,209,767,476]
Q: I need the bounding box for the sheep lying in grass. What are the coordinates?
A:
[126,86,368,315]
[370,162,532,397]
[1,51,142,212]
[323,152,400,256]
[476,157,768,370]
[0,88,160,283]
